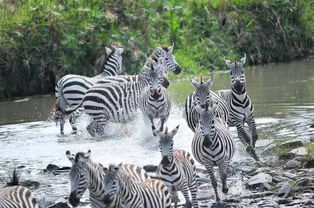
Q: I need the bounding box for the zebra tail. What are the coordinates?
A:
[63,100,83,114]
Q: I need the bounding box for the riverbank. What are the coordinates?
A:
[0,0,313,99]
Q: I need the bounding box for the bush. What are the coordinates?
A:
[0,0,313,98]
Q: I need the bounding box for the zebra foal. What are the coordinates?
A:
[54,46,124,135]
[217,54,259,161]
[192,102,234,202]
[154,125,198,208]
[0,186,39,208]
[66,150,149,208]
[185,74,229,133]
[102,164,172,208]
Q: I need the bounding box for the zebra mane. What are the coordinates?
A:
[74,152,86,163]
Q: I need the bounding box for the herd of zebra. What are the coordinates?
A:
[0,45,260,208]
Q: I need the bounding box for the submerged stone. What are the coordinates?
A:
[284,160,302,169]
[290,147,308,156]
[277,182,292,198]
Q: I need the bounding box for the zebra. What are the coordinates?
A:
[54,45,124,135]
[78,58,168,136]
[102,164,171,208]
[0,186,39,208]
[66,150,149,208]
[192,101,235,202]
[154,125,198,208]
[216,54,259,161]
[140,63,171,134]
[185,74,229,132]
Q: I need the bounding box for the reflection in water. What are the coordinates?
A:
[0,58,313,204]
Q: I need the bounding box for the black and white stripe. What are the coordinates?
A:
[102,164,171,208]
[54,46,124,135]
[217,54,259,161]
[66,150,149,208]
[0,186,39,208]
[185,75,229,132]
[192,102,234,202]
[154,125,198,208]
[81,58,168,137]
[140,63,171,134]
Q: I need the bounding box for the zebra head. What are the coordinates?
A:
[154,125,180,167]
[102,164,121,205]
[155,44,181,75]
[143,58,169,89]
[66,150,91,207]
[190,74,215,108]
[103,45,124,75]
[195,102,218,138]
[225,54,246,94]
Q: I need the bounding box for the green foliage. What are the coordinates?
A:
[0,0,313,98]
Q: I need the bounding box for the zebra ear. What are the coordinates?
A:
[103,167,108,174]
[105,47,112,55]
[157,46,164,54]
[189,79,200,89]
[225,58,232,67]
[83,150,91,160]
[168,43,174,53]
[116,47,124,54]
[66,150,75,164]
[170,125,179,138]
[205,73,215,88]
[240,54,246,66]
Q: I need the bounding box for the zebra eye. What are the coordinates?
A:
[112,181,116,185]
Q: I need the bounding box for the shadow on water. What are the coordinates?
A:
[0,57,313,206]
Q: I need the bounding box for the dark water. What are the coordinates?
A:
[0,57,313,205]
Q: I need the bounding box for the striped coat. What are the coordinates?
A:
[0,186,39,208]
[103,164,171,208]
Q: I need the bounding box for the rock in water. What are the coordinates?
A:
[248,173,273,186]
[290,147,308,156]
[47,202,70,208]
[296,178,310,186]
[143,165,158,172]
[284,160,301,169]
[277,182,292,198]
[45,164,60,172]
[281,139,304,149]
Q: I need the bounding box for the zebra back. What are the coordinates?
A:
[0,186,39,208]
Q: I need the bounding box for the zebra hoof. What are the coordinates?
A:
[71,130,77,135]
[87,125,96,137]
[184,201,192,208]
[246,146,260,161]
[222,187,229,194]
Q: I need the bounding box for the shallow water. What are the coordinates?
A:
[0,57,313,206]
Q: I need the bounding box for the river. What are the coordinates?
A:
[0,57,313,206]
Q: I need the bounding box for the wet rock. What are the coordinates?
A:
[281,139,304,149]
[143,165,158,172]
[290,147,308,156]
[237,166,256,175]
[248,173,272,188]
[277,182,292,198]
[45,164,60,172]
[260,182,274,191]
[310,124,314,128]
[302,198,313,205]
[262,143,277,155]
[17,165,25,169]
[296,178,310,186]
[284,160,302,169]
[275,197,292,204]
[282,172,297,180]
[240,191,273,199]
[47,202,70,208]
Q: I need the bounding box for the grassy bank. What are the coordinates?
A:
[0,0,313,99]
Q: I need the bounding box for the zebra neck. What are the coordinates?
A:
[161,158,176,171]
[85,162,104,193]
[117,171,137,200]
[203,122,216,148]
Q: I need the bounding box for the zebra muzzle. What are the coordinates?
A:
[103,194,114,204]
[161,156,170,166]
[234,80,244,93]
[69,192,80,207]
[173,65,181,74]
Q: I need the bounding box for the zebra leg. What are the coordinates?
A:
[205,164,220,202]
[86,121,97,137]
[248,116,258,148]
[181,183,192,208]
[171,190,179,208]
[149,115,157,136]
[218,161,229,194]
[189,180,199,208]
[69,113,78,134]
[235,122,251,145]
[159,116,167,132]
[59,114,66,135]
